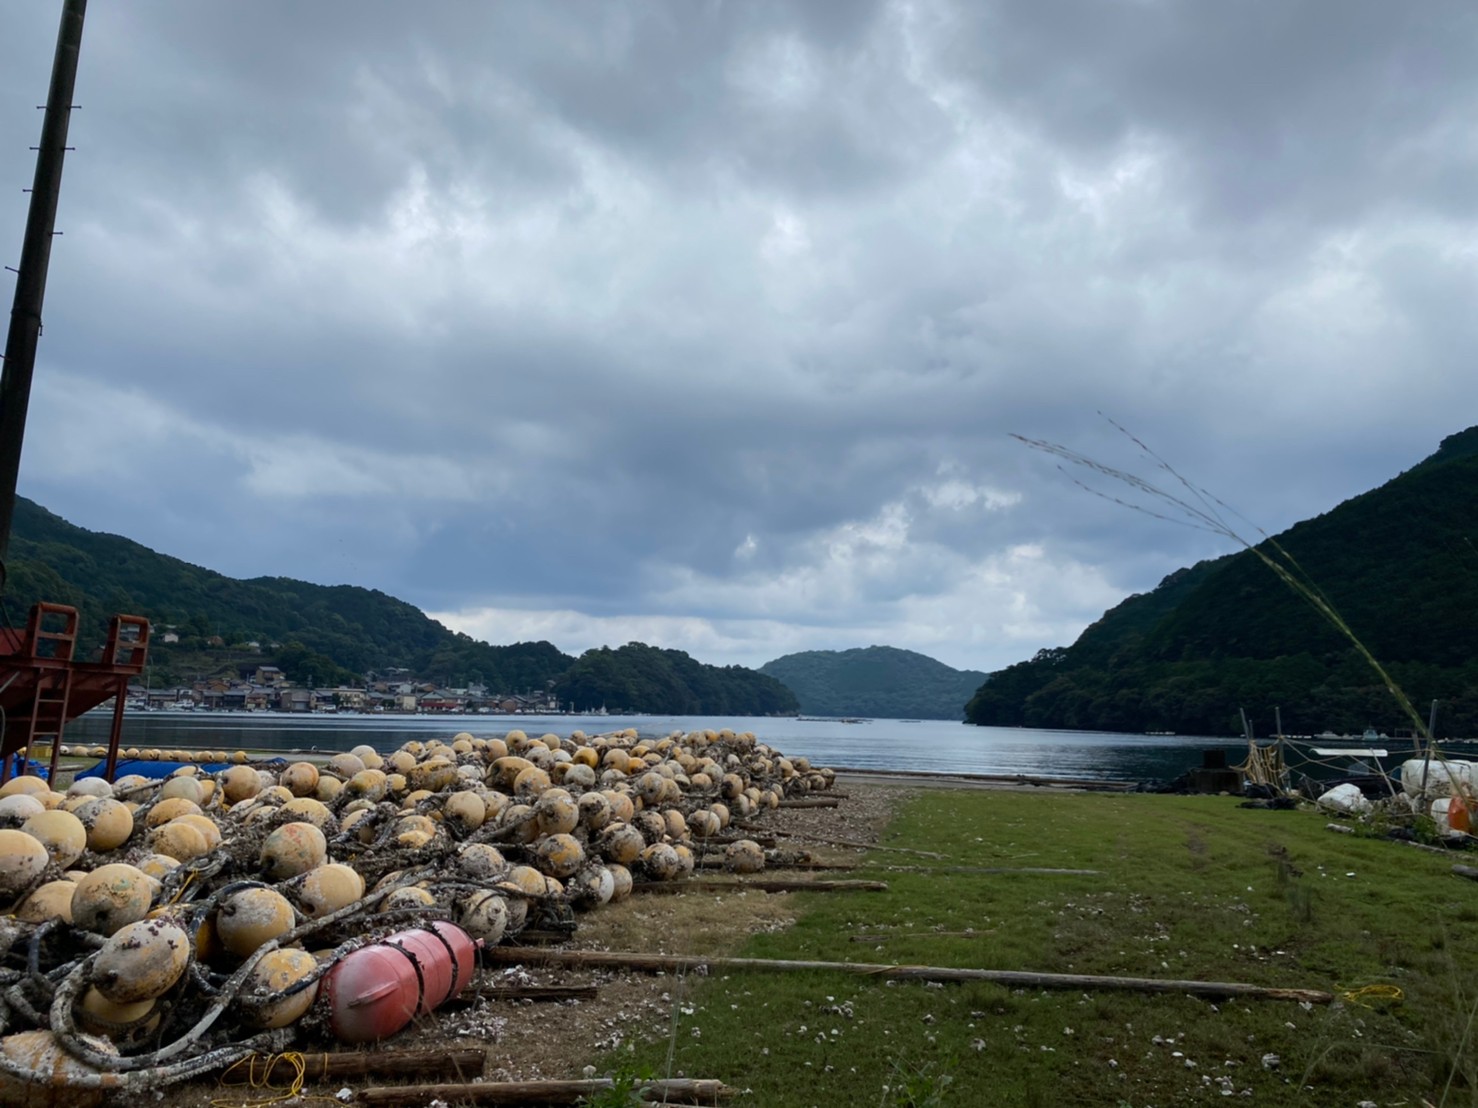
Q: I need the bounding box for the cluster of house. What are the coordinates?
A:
[126,665,565,715]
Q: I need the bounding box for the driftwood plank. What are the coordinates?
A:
[632,878,888,895]
[355,1077,734,1105]
[223,1048,486,1084]
[485,946,1333,1005]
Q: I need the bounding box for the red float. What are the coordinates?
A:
[321,921,480,1043]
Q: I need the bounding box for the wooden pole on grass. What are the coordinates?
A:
[485,946,1334,1004]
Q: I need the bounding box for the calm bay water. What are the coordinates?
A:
[64,711,1254,784]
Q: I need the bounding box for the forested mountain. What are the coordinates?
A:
[4,496,565,689]
[965,426,1478,737]
[553,643,799,716]
[3,497,794,710]
[760,646,987,719]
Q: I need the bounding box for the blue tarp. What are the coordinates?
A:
[4,757,49,781]
[75,757,286,780]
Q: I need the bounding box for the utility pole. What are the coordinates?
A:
[0,0,88,563]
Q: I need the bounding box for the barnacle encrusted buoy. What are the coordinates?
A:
[76,988,158,1039]
[279,762,320,798]
[0,776,47,799]
[294,863,365,918]
[217,888,296,957]
[725,839,766,874]
[443,791,485,832]
[326,753,365,779]
[534,832,585,878]
[0,793,45,828]
[346,769,388,802]
[144,797,200,829]
[72,864,153,936]
[0,1029,116,1108]
[0,828,51,901]
[147,820,210,863]
[20,810,86,869]
[221,765,262,805]
[567,864,615,910]
[260,822,327,880]
[73,797,133,853]
[640,843,682,881]
[16,880,75,923]
[66,777,111,800]
[381,886,435,912]
[598,823,645,865]
[158,776,203,806]
[455,889,509,943]
[455,842,506,881]
[92,918,190,1003]
[281,797,332,828]
[608,863,634,901]
[534,790,579,836]
[242,948,319,1028]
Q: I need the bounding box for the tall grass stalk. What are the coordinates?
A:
[1015,417,1432,745]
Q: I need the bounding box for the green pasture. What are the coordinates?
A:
[600,790,1478,1107]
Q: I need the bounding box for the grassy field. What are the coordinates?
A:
[601,789,1478,1107]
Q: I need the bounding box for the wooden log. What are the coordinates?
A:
[760,828,944,858]
[1453,864,1478,881]
[850,930,994,942]
[777,798,840,809]
[355,1077,735,1105]
[485,946,1333,1005]
[223,1048,487,1084]
[708,833,778,848]
[509,928,578,945]
[632,878,888,895]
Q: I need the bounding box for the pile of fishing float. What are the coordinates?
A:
[0,727,833,1104]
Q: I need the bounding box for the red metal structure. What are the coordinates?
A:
[0,602,148,784]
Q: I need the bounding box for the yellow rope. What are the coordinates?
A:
[1339,984,1404,1007]
[212,1051,339,1108]
[165,868,196,906]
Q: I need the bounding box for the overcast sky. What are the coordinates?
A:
[2,1,1474,673]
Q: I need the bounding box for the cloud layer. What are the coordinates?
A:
[3,1,1475,672]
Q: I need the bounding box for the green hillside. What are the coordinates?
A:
[4,497,573,689]
[760,646,988,719]
[2,497,791,713]
[555,642,799,716]
[965,427,1478,737]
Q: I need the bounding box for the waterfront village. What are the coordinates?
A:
[126,663,566,715]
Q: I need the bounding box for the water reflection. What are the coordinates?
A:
[65,712,1247,784]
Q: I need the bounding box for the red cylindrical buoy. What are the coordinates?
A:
[321,921,480,1043]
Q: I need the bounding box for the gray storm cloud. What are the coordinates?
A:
[1,1,1474,671]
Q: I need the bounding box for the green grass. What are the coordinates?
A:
[598,790,1478,1106]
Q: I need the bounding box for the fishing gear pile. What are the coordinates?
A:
[0,726,834,1104]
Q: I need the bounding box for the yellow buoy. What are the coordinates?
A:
[20,810,86,869]
[259,822,326,880]
[217,888,296,957]
[74,797,134,853]
[243,948,319,1028]
[294,863,365,919]
[15,880,75,923]
[0,1029,115,1108]
[92,918,190,1003]
[0,828,50,900]
[220,765,261,804]
[534,833,586,878]
[146,820,209,863]
[143,796,201,829]
[279,762,319,797]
